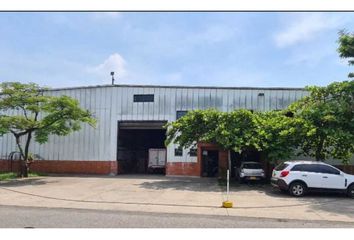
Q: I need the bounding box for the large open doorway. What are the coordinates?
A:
[117,121,167,174]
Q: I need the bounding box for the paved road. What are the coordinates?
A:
[0,205,353,228]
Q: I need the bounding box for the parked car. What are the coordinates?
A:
[236,162,266,183]
[271,161,354,198]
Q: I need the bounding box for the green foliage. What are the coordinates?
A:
[288,80,354,163]
[338,30,354,78]
[0,172,43,181]
[165,109,221,148]
[214,110,261,153]
[165,81,353,164]
[0,172,17,181]
[0,82,96,176]
[256,110,308,162]
[165,108,306,163]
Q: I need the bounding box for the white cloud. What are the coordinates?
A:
[274,13,343,48]
[87,53,127,79]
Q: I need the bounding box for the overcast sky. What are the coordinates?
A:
[0,12,353,88]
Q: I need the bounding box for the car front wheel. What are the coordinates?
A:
[289,182,306,197]
[347,185,354,198]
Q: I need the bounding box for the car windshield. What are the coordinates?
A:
[243,163,262,169]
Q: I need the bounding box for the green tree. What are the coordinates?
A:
[214,109,262,154]
[0,82,96,177]
[165,109,304,164]
[256,110,308,163]
[338,30,354,78]
[288,81,354,163]
[165,109,221,148]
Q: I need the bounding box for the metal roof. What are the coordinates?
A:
[48,84,306,92]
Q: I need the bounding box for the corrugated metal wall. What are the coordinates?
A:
[0,85,308,163]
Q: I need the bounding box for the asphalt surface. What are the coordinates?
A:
[0,205,353,228]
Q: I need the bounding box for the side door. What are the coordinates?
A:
[297,164,323,188]
[317,165,346,190]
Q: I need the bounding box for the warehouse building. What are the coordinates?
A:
[0,84,315,177]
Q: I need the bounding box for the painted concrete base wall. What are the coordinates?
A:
[0,160,117,175]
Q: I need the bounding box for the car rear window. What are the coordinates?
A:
[291,164,305,171]
[274,163,289,171]
[243,163,262,169]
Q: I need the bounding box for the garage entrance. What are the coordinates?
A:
[231,149,263,178]
[117,121,167,174]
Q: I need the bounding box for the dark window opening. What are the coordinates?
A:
[174,147,183,156]
[133,94,154,102]
[176,110,188,119]
[189,148,197,157]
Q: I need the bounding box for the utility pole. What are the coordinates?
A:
[111,72,115,85]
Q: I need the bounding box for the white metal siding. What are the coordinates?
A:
[0,85,308,163]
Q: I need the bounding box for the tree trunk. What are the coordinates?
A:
[20,160,28,178]
[14,136,25,177]
[14,131,32,178]
[23,131,33,178]
[315,136,325,161]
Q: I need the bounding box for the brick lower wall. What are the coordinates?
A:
[2,158,352,177]
[166,162,200,176]
[0,159,118,175]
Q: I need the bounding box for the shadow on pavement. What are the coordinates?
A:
[137,177,221,192]
[232,181,354,218]
[0,177,52,187]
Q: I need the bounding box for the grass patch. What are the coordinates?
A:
[0,172,45,181]
[0,172,17,181]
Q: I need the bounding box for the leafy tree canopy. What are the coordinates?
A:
[0,82,96,176]
[165,109,306,163]
[288,80,354,163]
[338,30,354,78]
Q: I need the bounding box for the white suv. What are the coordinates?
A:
[271,161,354,198]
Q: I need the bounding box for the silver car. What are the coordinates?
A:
[236,162,266,183]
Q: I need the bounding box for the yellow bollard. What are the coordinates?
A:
[222,200,233,208]
[222,170,233,208]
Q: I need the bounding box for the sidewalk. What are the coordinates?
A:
[0,175,353,223]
